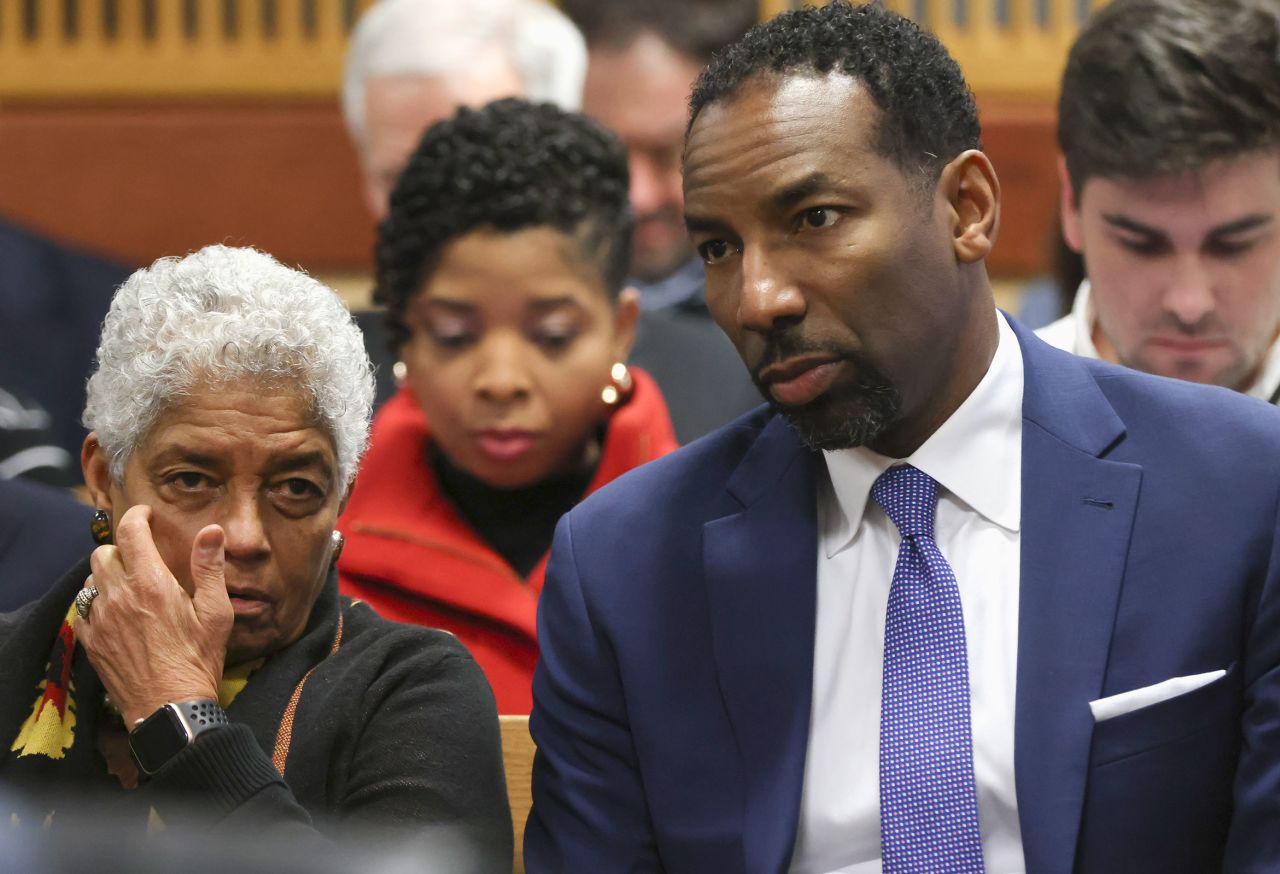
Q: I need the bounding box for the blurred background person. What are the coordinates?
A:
[562,0,763,441]
[1040,0,1280,403]
[0,219,130,484]
[0,245,510,869]
[342,0,587,223]
[338,99,678,715]
[0,477,92,611]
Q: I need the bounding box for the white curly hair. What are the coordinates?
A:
[83,245,375,492]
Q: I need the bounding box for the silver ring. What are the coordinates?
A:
[74,585,100,621]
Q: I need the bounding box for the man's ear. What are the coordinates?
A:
[941,149,1000,264]
[81,434,115,514]
[1057,153,1085,253]
[611,287,641,363]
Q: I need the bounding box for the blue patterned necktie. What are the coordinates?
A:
[872,464,985,874]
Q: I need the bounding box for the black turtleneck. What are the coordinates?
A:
[427,442,597,578]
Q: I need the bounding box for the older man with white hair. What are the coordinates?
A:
[342,0,586,221]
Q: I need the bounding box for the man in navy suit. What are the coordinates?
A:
[525,3,1280,872]
[0,478,92,612]
[0,217,130,483]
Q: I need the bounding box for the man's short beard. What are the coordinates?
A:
[773,379,901,451]
[748,332,902,451]
[753,360,901,451]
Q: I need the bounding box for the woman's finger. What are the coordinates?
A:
[189,525,232,629]
[112,505,171,590]
[88,545,122,593]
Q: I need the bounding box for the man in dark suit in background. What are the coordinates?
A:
[0,218,130,484]
[526,4,1280,872]
[0,477,92,611]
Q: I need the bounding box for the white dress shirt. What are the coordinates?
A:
[789,312,1026,874]
[1037,280,1280,403]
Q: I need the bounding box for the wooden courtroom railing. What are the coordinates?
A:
[762,1,1110,97]
[2,0,1104,100]
[0,0,376,98]
[500,715,536,874]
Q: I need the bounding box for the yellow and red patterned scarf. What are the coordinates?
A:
[10,604,79,760]
[8,603,261,763]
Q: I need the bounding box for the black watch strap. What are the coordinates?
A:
[128,698,228,776]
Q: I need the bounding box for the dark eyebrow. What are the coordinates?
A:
[1206,214,1273,237]
[770,172,843,212]
[154,448,221,469]
[418,297,476,313]
[684,171,851,236]
[271,451,332,476]
[527,296,587,313]
[1101,213,1166,237]
[1103,212,1275,239]
[685,213,726,236]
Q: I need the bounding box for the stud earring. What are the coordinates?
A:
[601,362,634,406]
[330,530,345,566]
[90,509,113,545]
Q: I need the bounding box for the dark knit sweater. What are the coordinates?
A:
[0,557,513,871]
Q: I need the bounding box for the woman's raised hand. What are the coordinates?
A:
[76,505,235,727]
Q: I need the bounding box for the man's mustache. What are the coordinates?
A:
[750,333,858,382]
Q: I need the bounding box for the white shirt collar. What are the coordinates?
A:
[821,312,1024,558]
[1069,280,1280,403]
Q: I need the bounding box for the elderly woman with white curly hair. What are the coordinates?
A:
[0,245,512,868]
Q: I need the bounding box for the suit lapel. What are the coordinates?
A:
[704,416,821,874]
[1012,321,1142,873]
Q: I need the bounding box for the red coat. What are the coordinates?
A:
[337,368,678,714]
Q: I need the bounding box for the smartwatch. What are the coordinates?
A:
[128,698,228,776]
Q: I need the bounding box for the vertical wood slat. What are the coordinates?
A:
[117,0,143,50]
[0,0,14,45]
[1007,0,1033,34]
[1047,0,1076,29]
[78,0,95,46]
[274,0,304,48]
[313,0,348,53]
[221,0,238,41]
[155,0,184,50]
[21,0,37,41]
[971,0,999,31]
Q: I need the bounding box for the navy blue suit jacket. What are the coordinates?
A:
[0,479,93,613]
[0,218,131,473]
[526,321,1280,873]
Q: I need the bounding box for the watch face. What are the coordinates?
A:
[129,705,191,775]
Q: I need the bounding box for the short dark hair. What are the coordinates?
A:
[688,1,982,186]
[560,0,757,64]
[375,98,633,348]
[1059,0,1280,194]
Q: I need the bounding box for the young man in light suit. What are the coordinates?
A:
[526,3,1280,872]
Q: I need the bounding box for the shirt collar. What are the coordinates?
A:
[821,311,1024,558]
[1071,280,1280,403]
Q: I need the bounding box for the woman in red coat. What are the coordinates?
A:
[338,100,679,714]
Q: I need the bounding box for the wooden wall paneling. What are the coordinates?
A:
[0,94,1060,279]
[0,99,373,272]
[976,96,1063,277]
